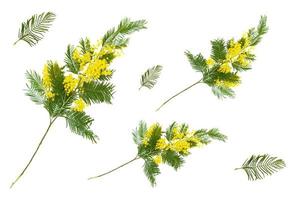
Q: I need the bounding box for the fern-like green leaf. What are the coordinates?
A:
[102,18,147,47]
[161,150,184,170]
[185,50,207,73]
[196,128,227,144]
[210,39,227,62]
[64,110,98,143]
[250,15,268,46]
[236,154,286,181]
[14,12,56,46]
[25,70,45,105]
[211,86,235,99]
[143,159,160,186]
[139,65,163,90]
[132,121,147,145]
[64,45,80,73]
[80,81,114,105]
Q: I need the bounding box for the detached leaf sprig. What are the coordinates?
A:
[14,12,56,46]
[235,154,286,181]
[10,18,147,188]
[89,121,227,186]
[156,16,268,111]
[139,65,163,90]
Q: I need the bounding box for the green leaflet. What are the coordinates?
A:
[14,12,56,46]
[139,65,163,90]
[236,154,286,181]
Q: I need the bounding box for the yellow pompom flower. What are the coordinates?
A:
[218,62,231,73]
[237,53,249,67]
[42,64,52,89]
[142,124,158,145]
[72,98,86,112]
[99,44,116,57]
[63,74,79,95]
[42,64,55,100]
[72,48,81,62]
[156,138,168,150]
[215,79,240,88]
[83,59,108,82]
[153,155,162,165]
[206,57,215,67]
[226,41,242,60]
[170,140,191,154]
[45,91,55,99]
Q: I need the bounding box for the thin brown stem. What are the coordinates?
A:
[10,117,57,188]
[156,79,202,111]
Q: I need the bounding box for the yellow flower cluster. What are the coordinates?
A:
[147,124,203,165]
[72,42,118,84]
[42,64,55,100]
[72,98,86,112]
[63,74,78,95]
[206,57,215,67]
[218,62,231,73]
[153,155,162,165]
[142,124,158,145]
[215,79,240,88]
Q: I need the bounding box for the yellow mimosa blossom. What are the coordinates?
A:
[142,124,158,145]
[215,79,240,88]
[156,138,168,150]
[63,74,79,94]
[83,59,108,82]
[218,62,231,73]
[99,44,116,57]
[42,64,55,100]
[45,91,55,99]
[226,41,242,60]
[170,140,191,154]
[153,155,162,165]
[206,57,215,66]
[72,48,81,62]
[173,129,185,140]
[237,53,249,67]
[42,64,51,89]
[73,98,86,112]
[242,33,251,48]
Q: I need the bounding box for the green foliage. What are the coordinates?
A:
[64,45,80,74]
[102,18,147,47]
[185,50,208,73]
[80,81,114,105]
[64,110,98,143]
[79,37,92,54]
[250,15,268,46]
[15,12,56,46]
[161,150,184,170]
[236,154,286,181]
[47,61,65,97]
[132,121,147,145]
[195,128,227,144]
[143,159,160,186]
[140,65,163,90]
[25,70,45,105]
[211,85,235,99]
[183,16,267,100]
[210,39,227,62]
[132,121,226,186]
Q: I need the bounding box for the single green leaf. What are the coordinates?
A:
[15,12,56,46]
[236,154,285,181]
[80,81,114,105]
[139,65,163,90]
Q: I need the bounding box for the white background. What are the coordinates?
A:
[0,0,299,199]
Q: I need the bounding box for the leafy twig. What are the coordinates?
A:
[139,65,163,90]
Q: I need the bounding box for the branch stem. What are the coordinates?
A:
[156,79,202,111]
[10,117,57,188]
[88,156,140,180]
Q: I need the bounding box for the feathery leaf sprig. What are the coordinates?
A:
[14,12,56,46]
[156,16,268,111]
[236,154,286,181]
[89,121,227,186]
[139,65,163,90]
[11,18,147,188]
